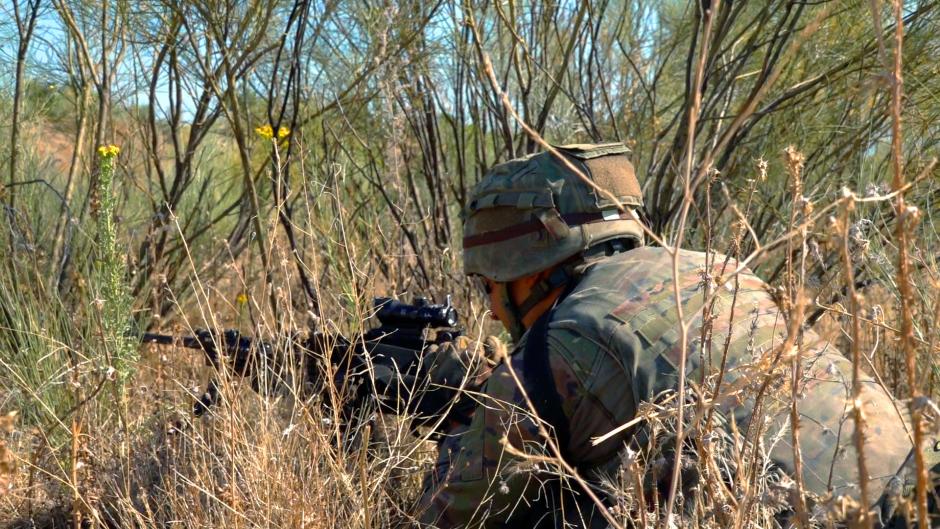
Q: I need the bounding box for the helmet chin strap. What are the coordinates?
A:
[495,282,528,342]
[502,241,638,341]
[498,265,575,342]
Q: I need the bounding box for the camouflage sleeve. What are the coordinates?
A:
[417,327,639,528]
[417,348,552,528]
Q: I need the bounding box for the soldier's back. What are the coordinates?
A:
[549,246,916,505]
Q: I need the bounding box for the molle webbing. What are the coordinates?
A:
[625,277,784,375]
[462,210,633,249]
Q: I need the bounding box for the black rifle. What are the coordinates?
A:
[141,297,465,432]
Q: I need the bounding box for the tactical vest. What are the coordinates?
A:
[532,246,918,505]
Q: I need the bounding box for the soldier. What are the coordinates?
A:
[416,143,939,528]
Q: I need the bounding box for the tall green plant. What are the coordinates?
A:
[93,145,135,382]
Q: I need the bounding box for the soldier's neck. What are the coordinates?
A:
[519,286,565,329]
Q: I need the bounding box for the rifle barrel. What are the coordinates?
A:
[141,332,204,350]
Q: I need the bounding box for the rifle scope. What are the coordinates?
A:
[374,297,458,329]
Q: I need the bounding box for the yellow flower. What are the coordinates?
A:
[235,293,248,305]
[255,125,274,139]
[97,145,120,159]
[255,124,290,142]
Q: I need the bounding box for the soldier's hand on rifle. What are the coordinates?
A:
[425,335,503,388]
[415,335,505,432]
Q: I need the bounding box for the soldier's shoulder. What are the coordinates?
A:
[548,248,676,344]
[559,246,719,310]
[585,246,723,278]
[550,247,770,341]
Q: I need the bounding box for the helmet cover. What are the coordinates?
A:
[463,143,644,282]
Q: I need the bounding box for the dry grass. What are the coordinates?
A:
[0,349,434,528]
[1,210,939,529]
[2,2,940,528]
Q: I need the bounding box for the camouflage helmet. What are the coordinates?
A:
[463,143,644,282]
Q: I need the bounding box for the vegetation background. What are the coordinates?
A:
[0,0,939,527]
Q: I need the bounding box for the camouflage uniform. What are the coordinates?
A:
[418,144,938,528]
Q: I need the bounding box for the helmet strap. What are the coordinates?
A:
[495,282,528,342]
[498,243,636,341]
[497,265,576,344]
[515,265,573,318]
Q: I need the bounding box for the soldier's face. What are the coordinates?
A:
[470,275,508,325]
